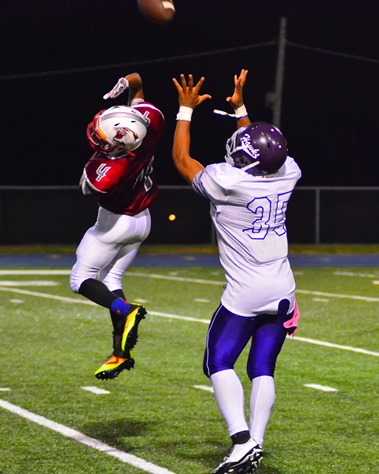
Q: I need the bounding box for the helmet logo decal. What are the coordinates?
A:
[240,133,260,160]
[113,127,137,142]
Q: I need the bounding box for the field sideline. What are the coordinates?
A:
[0,248,378,473]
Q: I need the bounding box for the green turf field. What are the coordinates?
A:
[0,264,378,473]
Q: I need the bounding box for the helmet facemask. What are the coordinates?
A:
[225,129,262,174]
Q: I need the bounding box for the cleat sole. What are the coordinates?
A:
[94,358,135,380]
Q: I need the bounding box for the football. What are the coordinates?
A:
[137,0,175,25]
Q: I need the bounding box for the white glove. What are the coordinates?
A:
[103,77,129,100]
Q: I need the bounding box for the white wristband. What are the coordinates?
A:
[233,104,248,118]
[176,106,193,121]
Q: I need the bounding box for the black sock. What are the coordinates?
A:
[78,278,118,308]
[231,430,250,445]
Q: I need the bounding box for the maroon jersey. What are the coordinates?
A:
[84,101,165,215]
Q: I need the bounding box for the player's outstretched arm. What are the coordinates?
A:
[103,72,144,103]
[125,72,144,103]
[172,74,211,185]
[226,69,251,128]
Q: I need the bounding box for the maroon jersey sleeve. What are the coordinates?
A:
[84,102,165,215]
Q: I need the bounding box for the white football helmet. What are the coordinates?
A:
[86,105,149,158]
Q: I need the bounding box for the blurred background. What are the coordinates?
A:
[1,0,378,245]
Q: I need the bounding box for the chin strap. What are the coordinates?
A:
[213,109,239,118]
[241,161,260,171]
[213,105,248,119]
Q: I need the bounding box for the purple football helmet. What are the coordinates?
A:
[225,122,288,175]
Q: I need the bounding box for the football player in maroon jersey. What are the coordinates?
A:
[70,72,165,380]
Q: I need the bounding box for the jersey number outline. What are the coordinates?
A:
[134,157,154,192]
[95,163,111,182]
[242,191,292,240]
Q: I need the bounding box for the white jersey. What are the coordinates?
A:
[192,157,301,316]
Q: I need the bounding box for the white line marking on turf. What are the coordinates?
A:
[312,298,329,303]
[194,298,210,303]
[0,286,98,305]
[194,385,214,393]
[0,280,59,286]
[295,288,379,303]
[304,384,338,392]
[0,270,70,275]
[149,310,210,324]
[334,271,379,278]
[292,336,379,356]
[0,399,176,474]
[2,269,379,302]
[0,287,378,357]
[0,388,11,391]
[127,271,225,286]
[81,386,110,395]
[128,272,379,303]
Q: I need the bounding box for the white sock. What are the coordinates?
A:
[210,369,249,436]
[249,375,275,446]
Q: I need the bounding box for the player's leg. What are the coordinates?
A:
[95,242,147,379]
[95,210,150,379]
[70,207,126,306]
[247,299,293,447]
[70,207,149,304]
[99,210,150,350]
[204,305,262,474]
[99,243,142,331]
[70,207,150,379]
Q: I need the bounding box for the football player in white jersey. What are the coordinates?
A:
[70,72,165,380]
[172,70,301,474]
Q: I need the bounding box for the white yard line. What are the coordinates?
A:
[0,286,97,305]
[304,384,338,392]
[0,280,59,286]
[2,269,379,303]
[0,399,176,474]
[194,385,214,393]
[128,271,224,286]
[334,271,379,278]
[0,286,378,357]
[0,270,70,275]
[80,386,110,395]
[129,272,379,303]
[290,336,379,357]
[295,288,379,303]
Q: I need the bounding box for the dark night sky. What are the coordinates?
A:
[1,0,378,187]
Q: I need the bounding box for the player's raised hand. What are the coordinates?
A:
[172,74,212,109]
[103,77,129,100]
[226,69,248,109]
